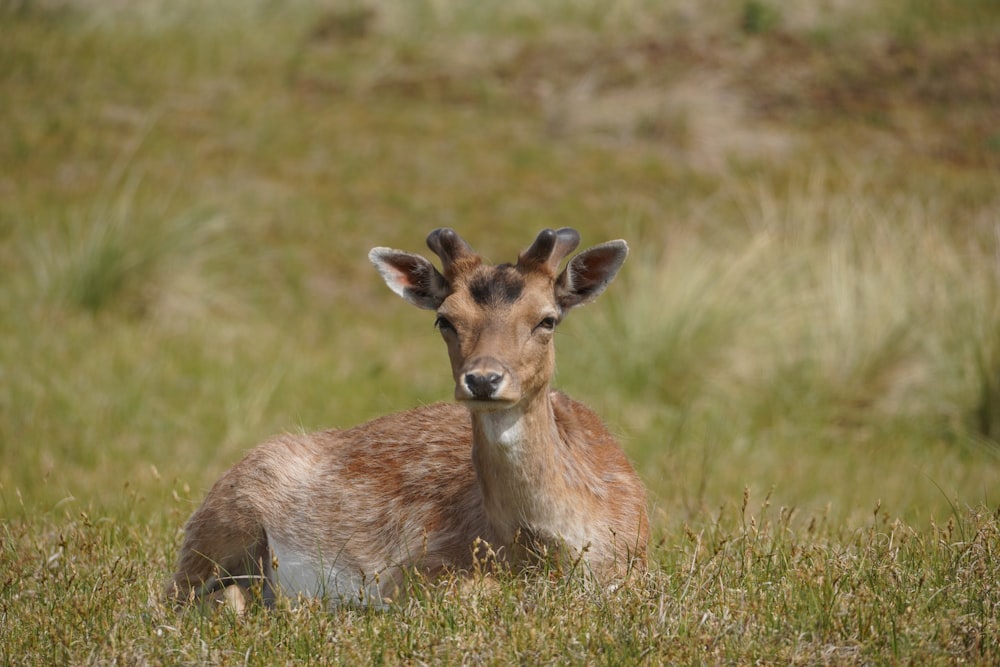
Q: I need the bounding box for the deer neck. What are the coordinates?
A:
[469,389,570,543]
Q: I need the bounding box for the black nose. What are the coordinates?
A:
[464,371,503,399]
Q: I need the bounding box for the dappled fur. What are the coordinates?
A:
[169,228,648,608]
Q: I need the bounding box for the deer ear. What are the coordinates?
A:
[555,240,628,311]
[369,247,450,310]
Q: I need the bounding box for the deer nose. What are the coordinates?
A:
[464,371,504,399]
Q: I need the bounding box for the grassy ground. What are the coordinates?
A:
[2,0,999,663]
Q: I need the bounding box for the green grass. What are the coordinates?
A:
[3,493,997,664]
[2,0,1000,663]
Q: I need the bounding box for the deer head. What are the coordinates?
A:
[370,228,628,410]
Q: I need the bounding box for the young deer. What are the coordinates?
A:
[167,228,648,608]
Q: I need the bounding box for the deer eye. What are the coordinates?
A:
[535,316,558,332]
[434,315,456,332]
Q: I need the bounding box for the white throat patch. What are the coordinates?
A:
[477,409,527,451]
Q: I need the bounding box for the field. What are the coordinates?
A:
[2,0,999,663]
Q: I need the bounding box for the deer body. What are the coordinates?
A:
[168,228,648,608]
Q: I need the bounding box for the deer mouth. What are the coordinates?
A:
[455,378,520,408]
[457,395,519,412]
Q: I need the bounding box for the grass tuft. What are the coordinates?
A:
[23,200,231,318]
[973,323,1000,443]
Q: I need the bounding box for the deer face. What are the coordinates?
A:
[434,265,560,408]
[370,228,628,411]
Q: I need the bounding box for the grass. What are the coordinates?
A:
[3,493,997,664]
[2,0,999,663]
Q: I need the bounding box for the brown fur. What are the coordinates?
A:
[168,228,648,608]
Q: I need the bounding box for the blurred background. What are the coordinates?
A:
[2,0,998,535]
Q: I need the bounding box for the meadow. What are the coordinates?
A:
[2,0,999,663]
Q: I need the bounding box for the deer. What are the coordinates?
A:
[167,227,648,609]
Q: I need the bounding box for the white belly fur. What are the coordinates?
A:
[268,534,387,608]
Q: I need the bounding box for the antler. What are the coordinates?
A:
[426,228,479,280]
[517,228,581,275]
